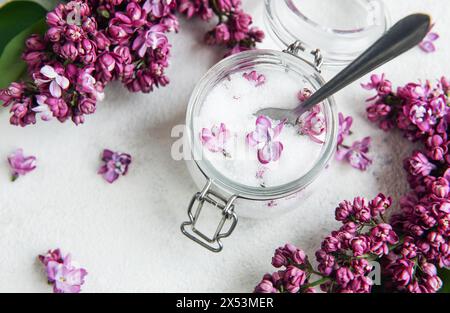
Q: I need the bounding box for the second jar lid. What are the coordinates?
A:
[264,0,390,68]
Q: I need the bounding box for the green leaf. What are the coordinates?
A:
[0,1,47,56]
[0,18,46,89]
[438,268,450,293]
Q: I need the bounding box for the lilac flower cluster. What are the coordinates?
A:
[316,194,398,293]
[39,249,88,293]
[178,0,264,55]
[363,73,450,292]
[255,194,401,294]
[0,0,177,126]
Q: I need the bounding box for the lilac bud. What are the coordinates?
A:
[94,31,111,50]
[369,193,392,216]
[335,267,355,287]
[425,276,443,292]
[335,200,353,221]
[72,113,85,126]
[113,46,132,64]
[46,10,64,27]
[283,266,306,293]
[214,24,231,43]
[249,27,265,42]
[272,248,288,268]
[61,42,79,61]
[78,97,96,115]
[254,274,277,293]
[322,236,341,253]
[432,178,450,198]
[25,35,46,51]
[46,27,63,42]
[350,236,370,257]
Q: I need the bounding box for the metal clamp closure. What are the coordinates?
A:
[181,180,238,253]
[283,40,323,72]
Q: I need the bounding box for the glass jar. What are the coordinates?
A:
[264,0,390,68]
[181,47,338,252]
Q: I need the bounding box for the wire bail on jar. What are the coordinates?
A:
[283,40,323,72]
[181,179,238,253]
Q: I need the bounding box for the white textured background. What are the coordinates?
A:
[0,0,449,292]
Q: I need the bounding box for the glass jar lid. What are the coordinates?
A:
[264,0,390,68]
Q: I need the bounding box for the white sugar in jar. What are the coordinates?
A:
[181,49,338,252]
[196,70,325,188]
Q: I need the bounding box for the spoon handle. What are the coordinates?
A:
[295,14,431,115]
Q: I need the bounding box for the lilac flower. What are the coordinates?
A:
[214,23,231,44]
[336,137,373,171]
[370,224,399,256]
[298,106,326,144]
[337,113,353,146]
[404,151,436,177]
[350,236,370,257]
[361,74,392,100]
[335,200,354,222]
[200,123,231,156]
[132,25,168,58]
[39,249,64,266]
[33,95,54,121]
[243,71,266,87]
[254,275,278,293]
[77,70,105,101]
[272,244,307,268]
[336,267,355,287]
[39,249,87,294]
[144,0,169,18]
[283,266,307,293]
[254,273,281,293]
[7,149,37,181]
[36,65,70,98]
[47,262,88,293]
[98,149,132,184]
[247,116,284,164]
[369,193,392,216]
[419,25,439,53]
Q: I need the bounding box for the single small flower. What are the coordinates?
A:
[37,65,70,98]
[337,113,353,146]
[7,149,37,181]
[47,262,88,293]
[39,249,87,294]
[33,95,54,121]
[243,71,266,87]
[39,249,64,266]
[419,25,439,53]
[298,106,326,144]
[247,116,284,164]
[132,25,168,58]
[200,123,231,157]
[336,137,373,171]
[98,149,132,184]
[361,74,392,100]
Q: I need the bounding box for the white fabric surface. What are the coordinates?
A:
[1,0,450,292]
